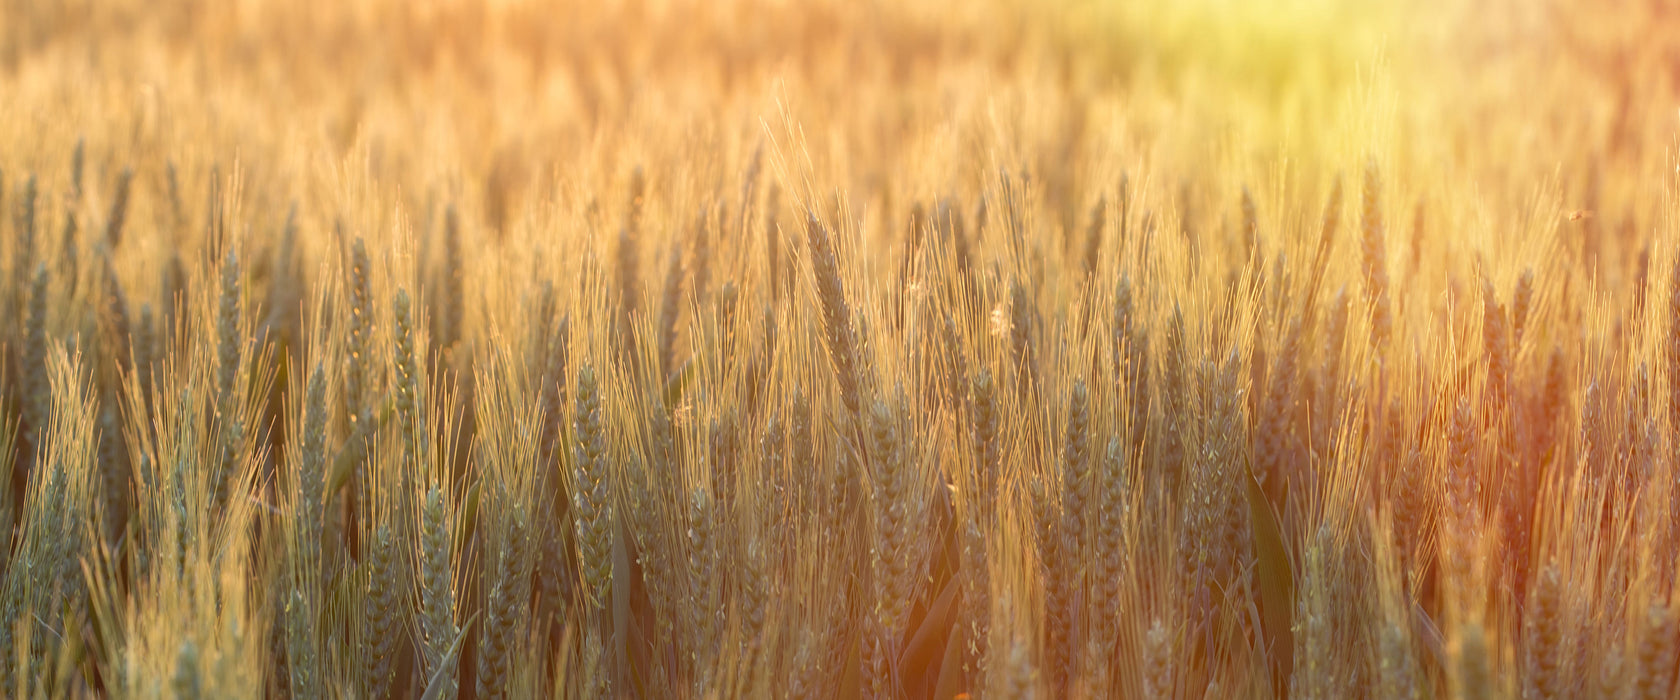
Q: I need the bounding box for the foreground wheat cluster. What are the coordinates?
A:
[0,0,1676,697]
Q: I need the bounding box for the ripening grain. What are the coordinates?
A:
[0,0,1669,697]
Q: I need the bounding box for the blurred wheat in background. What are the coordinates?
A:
[0,0,1677,697]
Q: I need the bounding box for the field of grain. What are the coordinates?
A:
[0,0,1675,697]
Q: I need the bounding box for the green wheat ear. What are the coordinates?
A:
[417,484,458,697]
[1360,158,1392,350]
[806,212,863,426]
[12,175,38,308]
[572,362,612,612]
[686,485,718,693]
[347,238,375,426]
[362,522,401,699]
[103,168,133,250]
[22,265,50,452]
[478,504,529,700]
[393,287,426,467]
[863,397,908,700]
[1094,436,1127,657]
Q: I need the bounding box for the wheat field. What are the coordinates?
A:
[0,0,1674,697]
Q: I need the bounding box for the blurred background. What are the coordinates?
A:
[1,0,1670,255]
